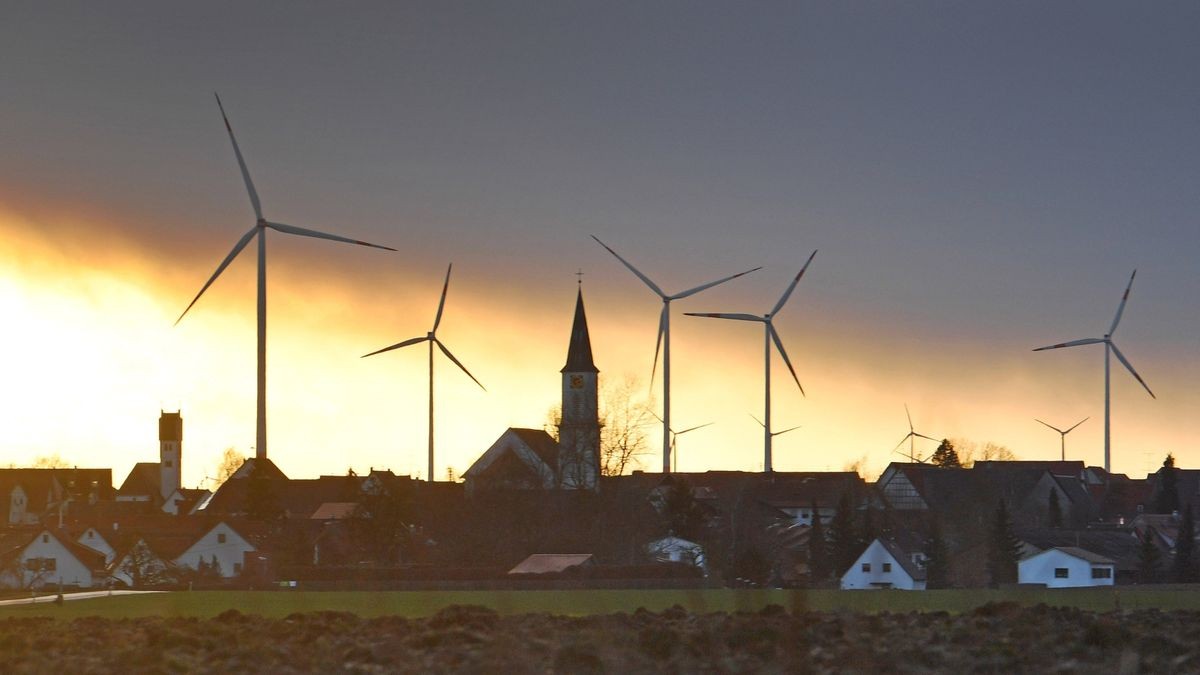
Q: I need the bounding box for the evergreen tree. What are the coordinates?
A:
[1155,454,1180,514]
[828,491,860,576]
[1139,526,1162,583]
[925,516,950,589]
[1173,504,1196,583]
[930,439,962,468]
[1048,488,1063,528]
[660,476,705,541]
[807,500,830,583]
[987,499,1021,587]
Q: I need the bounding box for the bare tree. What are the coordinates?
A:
[952,439,1017,468]
[214,447,245,485]
[32,453,69,469]
[545,374,655,477]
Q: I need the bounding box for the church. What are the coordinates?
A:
[462,286,602,494]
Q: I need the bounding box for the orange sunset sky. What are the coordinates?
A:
[1,3,1197,489]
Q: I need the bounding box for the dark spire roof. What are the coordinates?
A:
[562,288,598,373]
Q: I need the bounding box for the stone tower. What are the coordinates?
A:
[557,287,601,490]
[159,411,183,500]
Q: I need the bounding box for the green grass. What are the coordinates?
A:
[3,587,1200,620]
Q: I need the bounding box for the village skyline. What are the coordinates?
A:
[2,3,1198,487]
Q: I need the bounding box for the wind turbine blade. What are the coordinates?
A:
[214,93,263,221]
[671,266,763,300]
[1065,417,1090,434]
[893,433,915,454]
[677,422,713,435]
[684,312,764,322]
[1034,419,1065,434]
[750,414,765,428]
[649,410,665,425]
[267,221,396,251]
[1109,342,1155,399]
[905,404,914,433]
[650,305,667,385]
[432,263,452,333]
[769,324,804,396]
[361,336,427,358]
[774,425,802,436]
[913,433,940,443]
[770,249,817,316]
[435,339,485,391]
[1032,337,1105,351]
[590,235,665,297]
[175,227,258,325]
[1108,269,1137,336]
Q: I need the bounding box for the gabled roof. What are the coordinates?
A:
[311,502,358,520]
[118,463,160,497]
[463,428,558,487]
[1017,527,1141,572]
[508,553,594,574]
[561,288,598,373]
[877,538,927,582]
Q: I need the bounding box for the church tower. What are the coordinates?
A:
[557,286,601,490]
[159,410,183,500]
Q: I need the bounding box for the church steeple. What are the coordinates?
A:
[558,283,600,490]
[562,288,598,373]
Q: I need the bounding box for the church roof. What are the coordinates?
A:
[561,288,598,373]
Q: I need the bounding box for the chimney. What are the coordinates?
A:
[159,411,183,501]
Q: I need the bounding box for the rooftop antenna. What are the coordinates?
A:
[892,404,939,463]
[1034,417,1089,461]
[591,235,759,474]
[686,251,817,473]
[362,263,485,482]
[1033,270,1155,473]
[176,94,395,460]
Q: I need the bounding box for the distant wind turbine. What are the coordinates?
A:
[176,94,396,460]
[1035,417,1089,462]
[892,404,939,463]
[1033,270,1155,473]
[362,263,484,482]
[685,250,817,472]
[650,411,713,473]
[591,235,760,474]
[750,414,801,438]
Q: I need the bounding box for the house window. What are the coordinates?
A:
[87,531,93,539]
[882,563,892,573]
[217,533,226,544]
[44,558,55,571]
[42,534,48,543]
[861,563,871,573]
[1054,568,1069,578]
[1092,567,1112,579]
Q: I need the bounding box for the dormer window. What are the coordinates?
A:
[42,534,48,543]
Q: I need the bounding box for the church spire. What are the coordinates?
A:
[562,287,598,373]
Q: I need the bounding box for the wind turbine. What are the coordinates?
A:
[1032,270,1155,473]
[892,404,939,463]
[685,250,817,472]
[1035,417,1089,462]
[751,414,801,440]
[362,264,484,482]
[176,94,395,460]
[591,235,760,474]
[650,411,713,473]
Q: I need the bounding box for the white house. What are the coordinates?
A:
[1018,546,1115,588]
[173,522,256,578]
[76,526,117,565]
[646,535,707,572]
[1,530,105,590]
[841,538,927,590]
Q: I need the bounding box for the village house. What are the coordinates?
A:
[841,538,927,590]
[1019,547,1116,588]
[0,529,106,590]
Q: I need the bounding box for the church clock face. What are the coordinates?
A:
[570,375,584,389]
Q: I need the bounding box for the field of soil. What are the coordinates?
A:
[0,602,1193,673]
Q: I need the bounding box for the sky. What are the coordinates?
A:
[1,2,1197,489]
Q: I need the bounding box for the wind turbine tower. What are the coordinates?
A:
[1033,270,1155,473]
[686,250,817,472]
[176,94,395,460]
[362,264,485,482]
[1035,417,1089,462]
[591,235,759,474]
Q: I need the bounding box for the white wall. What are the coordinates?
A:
[1019,549,1114,588]
[174,522,255,578]
[76,527,116,565]
[7,531,95,589]
[840,539,924,590]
